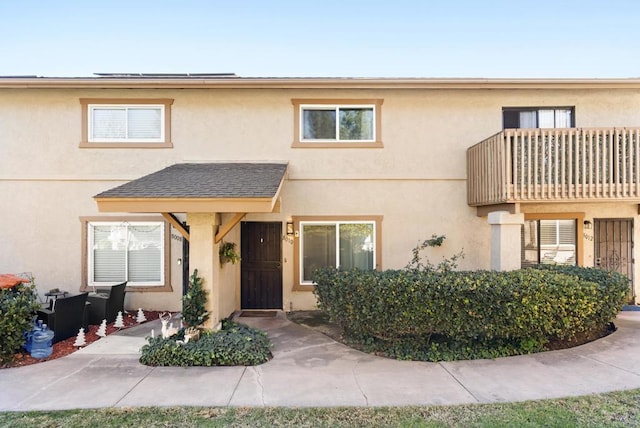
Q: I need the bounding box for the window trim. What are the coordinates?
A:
[80,98,174,148]
[502,106,575,129]
[292,99,383,148]
[80,216,172,292]
[522,212,584,266]
[292,215,383,291]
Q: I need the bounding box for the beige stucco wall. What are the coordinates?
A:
[2,86,640,312]
[242,179,485,311]
[219,217,240,317]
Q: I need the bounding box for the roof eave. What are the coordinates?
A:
[94,196,281,214]
[5,77,640,90]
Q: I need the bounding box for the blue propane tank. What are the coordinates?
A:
[31,323,54,359]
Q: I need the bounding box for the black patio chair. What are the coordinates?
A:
[36,292,89,344]
[87,281,127,325]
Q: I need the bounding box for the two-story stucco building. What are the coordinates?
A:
[1,74,638,327]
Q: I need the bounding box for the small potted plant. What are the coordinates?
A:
[219,241,240,265]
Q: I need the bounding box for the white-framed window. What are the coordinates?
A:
[88,104,164,143]
[291,99,383,148]
[301,105,375,142]
[80,98,173,148]
[522,219,577,267]
[87,221,165,287]
[299,220,376,284]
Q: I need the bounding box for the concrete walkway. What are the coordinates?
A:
[1,312,639,411]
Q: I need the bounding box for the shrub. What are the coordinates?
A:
[533,264,631,318]
[181,269,209,328]
[139,319,271,366]
[405,234,464,272]
[0,283,40,365]
[312,266,628,361]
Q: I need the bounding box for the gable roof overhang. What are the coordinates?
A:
[5,76,640,90]
[94,162,288,214]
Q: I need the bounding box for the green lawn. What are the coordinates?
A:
[2,388,639,427]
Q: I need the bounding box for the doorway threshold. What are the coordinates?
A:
[238,310,278,318]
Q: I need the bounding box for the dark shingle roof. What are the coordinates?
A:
[95,163,288,199]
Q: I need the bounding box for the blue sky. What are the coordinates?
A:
[1,0,639,78]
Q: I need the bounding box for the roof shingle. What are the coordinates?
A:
[95,163,288,199]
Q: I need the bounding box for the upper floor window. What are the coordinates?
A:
[80,98,173,148]
[503,107,574,129]
[292,99,383,148]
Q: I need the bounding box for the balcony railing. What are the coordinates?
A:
[467,127,640,206]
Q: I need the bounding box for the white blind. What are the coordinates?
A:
[127,108,162,139]
[538,110,556,128]
[92,225,127,282]
[538,219,576,265]
[127,224,162,282]
[90,105,163,141]
[90,222,164,286]
[92,108,126,139]
[537,109,572,129]
[519,111,537,128]
[539,219,576,246]
[539,220,558,246]
[517,109,572,129]
[557,219,576,245]
[554,109,572,128]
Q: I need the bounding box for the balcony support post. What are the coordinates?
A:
[487,211,524,271]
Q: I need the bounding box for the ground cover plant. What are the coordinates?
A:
[139,319,271,366]
[313,264,629,361]
[1,388,639,427]
[141,269,271,367]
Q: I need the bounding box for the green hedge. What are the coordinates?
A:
[312,266,628,360]
[534,264,632,309]
[139,320,271,367]
[0,283,40,365]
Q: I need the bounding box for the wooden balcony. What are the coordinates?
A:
[467,127,640,207]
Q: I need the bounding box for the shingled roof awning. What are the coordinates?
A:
[94,162,288,213]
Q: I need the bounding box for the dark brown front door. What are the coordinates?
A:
[594,218,634,301]
[241,222,283,309]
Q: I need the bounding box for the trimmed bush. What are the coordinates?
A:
[139,320,271,366]
[312,266,628,361]
[0,283,40,365]
[534,264,632,316]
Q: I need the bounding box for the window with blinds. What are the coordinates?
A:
[88,222,164,286]
[503,107,574,129]
[89,105,164,142]
[521,219,576,267]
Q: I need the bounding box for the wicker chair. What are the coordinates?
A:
[36,292,89,343]
[87,281,127,325]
